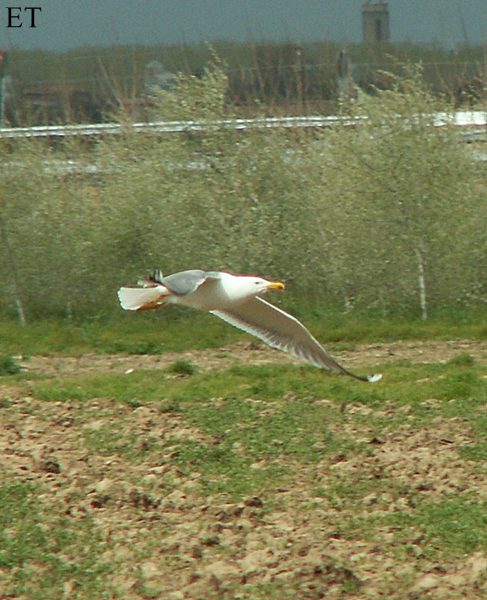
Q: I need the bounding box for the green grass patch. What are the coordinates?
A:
[458,413,487,462]
[167,359,198,376]
[388,496,487,559]
[84,423,142,458]
[0,354,22,375]
[31,369,170,403]
[0,482,110,599]
[447,352,476,367]
[171,440,287,496]
[0,312,239,356]
[171,395,371,496]
[28,358,487,420]
[3,307,487,356]
[29,362,383,405]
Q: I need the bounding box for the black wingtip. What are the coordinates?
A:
[148,269,164,284]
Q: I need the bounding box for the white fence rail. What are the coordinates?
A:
[0,111,485,141]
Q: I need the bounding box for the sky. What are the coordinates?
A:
[0,1,485,51]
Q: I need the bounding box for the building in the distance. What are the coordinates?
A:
[362,1,390,43]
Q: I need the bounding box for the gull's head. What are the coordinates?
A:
[222,273,285,303]
[249,277,285,295]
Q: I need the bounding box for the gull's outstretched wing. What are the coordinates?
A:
[162,270,222,296]
[211,297,381,382]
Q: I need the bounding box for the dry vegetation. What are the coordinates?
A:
[6,40,487,123]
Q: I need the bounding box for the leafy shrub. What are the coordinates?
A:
[0,63,484,321]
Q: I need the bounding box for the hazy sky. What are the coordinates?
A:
[0,1,485,51]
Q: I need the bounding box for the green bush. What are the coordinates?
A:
[312,65,484,317]
[0,63,484,322]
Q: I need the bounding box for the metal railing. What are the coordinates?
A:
[0,111,485,141]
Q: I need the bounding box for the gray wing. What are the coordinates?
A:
[162,270,221,296]
[211,297,381,382]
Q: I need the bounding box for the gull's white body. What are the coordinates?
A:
[118,272,270,311]
[171,273,266,311]
[118,269,382,383]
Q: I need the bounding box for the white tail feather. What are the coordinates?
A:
[118,285,168,311]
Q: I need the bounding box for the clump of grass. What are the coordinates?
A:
[0,355,22,376]
[167,359,198,376]
[389,496,487,559]
[159,400,182,413]
[98,340,165,355]
[448,353,475,367]
[0,396,12,408]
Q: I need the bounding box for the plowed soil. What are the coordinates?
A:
[1,340,487,599]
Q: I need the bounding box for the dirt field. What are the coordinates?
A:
[1,340,487,599]
[22,338,487,377]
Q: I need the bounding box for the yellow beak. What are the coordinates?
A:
[267,281,285,291]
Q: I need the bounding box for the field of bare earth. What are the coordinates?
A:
[1,339,487,599]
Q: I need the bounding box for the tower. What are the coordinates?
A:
[362,1,390,44]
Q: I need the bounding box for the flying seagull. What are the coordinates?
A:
[117,269,382,383]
